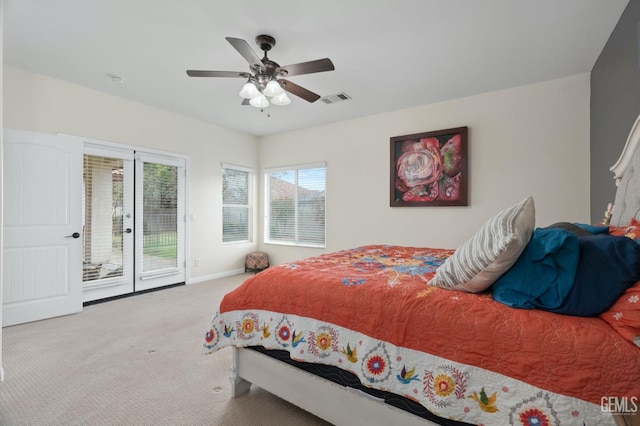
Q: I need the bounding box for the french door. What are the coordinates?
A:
[134,152,186,292]
[82,145,186,302]
[82,145,134,301]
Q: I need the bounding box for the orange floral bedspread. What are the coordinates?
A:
[203,245,640,425]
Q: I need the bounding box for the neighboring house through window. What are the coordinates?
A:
[264,163,326,247]
[222,164,252,243]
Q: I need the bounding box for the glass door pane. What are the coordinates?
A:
[142,162,178,271]
[82,148,134,302]
[83,155,124,281]
[135,153,185,291]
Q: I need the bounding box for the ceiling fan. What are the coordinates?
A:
[186,35,335,108]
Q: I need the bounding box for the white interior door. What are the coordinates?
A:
[3,129,83,326]
[134,152,186,292]
[82,144,134,302]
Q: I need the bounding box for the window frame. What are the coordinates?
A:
[264,162,326,248]
[221,163,253,244]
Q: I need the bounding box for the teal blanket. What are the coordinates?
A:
[491,228,579,309]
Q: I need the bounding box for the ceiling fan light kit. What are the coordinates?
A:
[238,81,259,99]
[240,78,289,108]
[238,78,291,109]
[270,92,291,106]
[249,93,269,108]
[187,34,335,110]
[263,80,285,97]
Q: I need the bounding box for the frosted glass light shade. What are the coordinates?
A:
[239,82,259,99]
[263,80,284,97]
[270,92,291,106]
[249,93,269,108]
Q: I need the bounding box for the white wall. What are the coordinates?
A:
[258,74,591,265]
[3,65,259,282]
[1,0,5,382]
[2,67,592,274]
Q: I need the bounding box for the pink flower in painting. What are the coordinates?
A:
[395,134,465,203]
[397,138,443,188]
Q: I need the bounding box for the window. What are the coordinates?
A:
[265,163,326,247]
[222,164,252,243]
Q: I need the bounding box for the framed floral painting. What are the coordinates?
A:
[390,126,468,207]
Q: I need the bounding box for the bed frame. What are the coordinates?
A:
[228,113,640,426]
[230,347,437,426]
[611,113,640,228]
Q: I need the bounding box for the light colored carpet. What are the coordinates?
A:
[0,274,331,426]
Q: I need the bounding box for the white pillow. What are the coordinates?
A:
[429,196,535,293]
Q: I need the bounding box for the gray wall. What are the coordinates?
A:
[591,0,640,222]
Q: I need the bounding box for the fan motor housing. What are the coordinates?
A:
[255,35,275,52]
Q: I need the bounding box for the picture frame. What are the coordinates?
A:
[390,126,468,207]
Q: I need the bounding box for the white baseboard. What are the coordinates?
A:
[187,268,245,285]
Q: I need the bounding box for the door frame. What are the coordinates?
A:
[63,134,190,301]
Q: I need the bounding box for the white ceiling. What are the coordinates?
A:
[3,0,629,137]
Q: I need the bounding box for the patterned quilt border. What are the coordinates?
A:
[204,309,613,426]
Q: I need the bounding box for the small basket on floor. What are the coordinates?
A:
[245,252,269,273]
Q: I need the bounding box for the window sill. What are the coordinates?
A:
[264,241,326,249]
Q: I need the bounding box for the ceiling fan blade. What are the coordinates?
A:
[225,37,265,72]
[280,79,321,103]
[277,58,334,77]
[186,70,250,78]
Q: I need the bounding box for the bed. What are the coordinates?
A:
[203,115,640,426]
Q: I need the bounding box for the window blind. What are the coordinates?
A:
[82,154,127,283]
[265,164,326,247]
[222,165,252,243]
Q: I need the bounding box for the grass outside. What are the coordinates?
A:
[144,244,177,259]
[111,233,177,260]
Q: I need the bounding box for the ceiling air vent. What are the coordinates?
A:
[320,92,351,105]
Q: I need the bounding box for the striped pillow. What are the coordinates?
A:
[429,196,535,293]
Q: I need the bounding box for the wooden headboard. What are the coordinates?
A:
[610,113,640,227]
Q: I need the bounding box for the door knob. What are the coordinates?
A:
[125,228,132,234]
[65,232,81,239]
